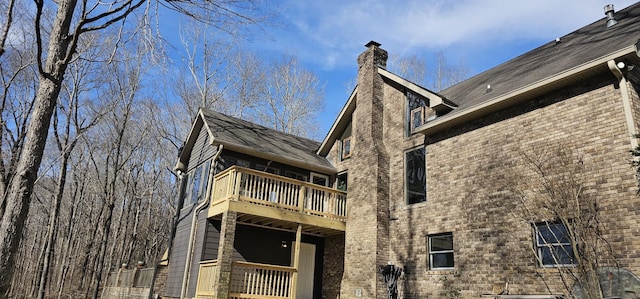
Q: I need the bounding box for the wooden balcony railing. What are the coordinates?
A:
[196,260,218,297]
[229,261,294,298]
[195,260,295,299]
[211,166,347,221]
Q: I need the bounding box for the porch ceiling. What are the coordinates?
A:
[210,211,345,237]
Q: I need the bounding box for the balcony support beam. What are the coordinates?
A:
[227,200,346,231]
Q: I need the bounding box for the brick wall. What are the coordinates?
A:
[339,42,391,299]
[329,42,640,298]
[391,73,640,297]
[323,235,345,299]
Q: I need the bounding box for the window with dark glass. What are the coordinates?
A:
[256,164,280,175]
[188,161,211,204]
[341,137,352,159]
[428,233,454,270]
[284,170,307,182]
[405,147,426,204]
[406,91,428,136]
[535,221,576,267]
[336,172,348,191]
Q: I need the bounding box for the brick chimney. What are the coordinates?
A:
[359,40,388,69]
[341,41,391,299]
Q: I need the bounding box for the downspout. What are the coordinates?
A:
[608,60,639,150]
[180,144,223,299]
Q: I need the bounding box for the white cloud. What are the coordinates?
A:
[272,0,638,70]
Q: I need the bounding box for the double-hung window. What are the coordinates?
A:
[428,233,454,270]
[535,221,576,267]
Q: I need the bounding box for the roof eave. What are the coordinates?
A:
[416,44,640,136]
[318,87,357,156]
[377,68,458,111]
[174,109,215,172]
[220,141,336,175]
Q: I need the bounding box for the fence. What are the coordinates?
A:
[106,267,155,288]
[102,267,156,299]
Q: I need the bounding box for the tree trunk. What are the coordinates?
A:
[0,0,78,295]
[37,152,71,299]
[92,201,115,299]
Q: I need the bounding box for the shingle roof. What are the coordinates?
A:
[200,108,335,173]
[438,2,640,115]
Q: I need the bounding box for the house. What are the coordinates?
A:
[162,2,640,298]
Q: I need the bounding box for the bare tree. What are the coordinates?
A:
[35,32,107,299]
[0,1,268,295]
[388,54,427,86]
[217,50,265,118]
[175,22,234,113]
[258,54,324,138]
[0,0,16,57]
[486,144,614,298]
[387,51,469,92]
[0,5,38,218]
[430,51,469,92]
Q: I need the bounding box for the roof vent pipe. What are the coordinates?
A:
[604,4,618,27]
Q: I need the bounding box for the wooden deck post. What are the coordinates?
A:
[232,169,242,201]
[290,224,302,299]
[298,185,306,212]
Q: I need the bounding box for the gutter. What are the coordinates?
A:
[607,59,639,150]
[416,45,639,136]
[180,144,223,299]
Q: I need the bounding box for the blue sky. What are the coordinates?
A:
[164,0,638,137]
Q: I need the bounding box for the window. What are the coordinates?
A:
[341,136,352,159]
[428,233,454,270]
[410,107,425,133]
[188,161,211,204]
[405,147,426,204]
[256,164,280,175]
[221,156,250,169]
[406,90,428,136]
[336,172,348,191]
[311,173,329,186]
[284,170,307,182]
[535,221,576,267]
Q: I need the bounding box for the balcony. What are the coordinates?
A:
[196,260,295,299]
[208,166,347,235]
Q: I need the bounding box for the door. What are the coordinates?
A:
[292,242,316,299]
[310,172,329,186]
[309,173,329,212]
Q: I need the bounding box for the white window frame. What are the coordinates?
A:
[535,221,576,267]
[428,233,454,270]
[310,172,329,186]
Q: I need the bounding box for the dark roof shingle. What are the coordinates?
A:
[439,3,640,114]
[200,108,335,172]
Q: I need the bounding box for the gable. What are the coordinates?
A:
[187,124,217,172]
[177,108,336,175]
